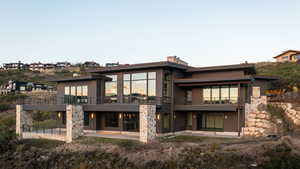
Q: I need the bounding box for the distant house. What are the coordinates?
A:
[29,62,55,73]
[55,62,71,69]
[3,61,29,70]
[82,61,100,68]
[273,50,300,62]
[0,80,53,94]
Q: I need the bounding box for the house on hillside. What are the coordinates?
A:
[29,62,56,73]
[273,50,300,62]
[3,61,29,70]
[0,80,53,94]
[55,62,71,69]
[17,56,278,143]
[82,61,100,68]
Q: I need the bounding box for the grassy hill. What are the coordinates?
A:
[256,61,300,91]
[0,69,82,87]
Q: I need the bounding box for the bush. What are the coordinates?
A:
[32,111,54,122]
[0,93,28,103]
[266,104,293,134]
[0,104,11,112]
[0,123,17,153]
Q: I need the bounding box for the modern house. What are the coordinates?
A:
[273,50,300,62]
[0,80,53,95]
[3,61,29,70]
[18,56,277,141]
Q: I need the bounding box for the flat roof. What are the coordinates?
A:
[49,74,110,82]
[88,61,189,73]
[89,61,256,74]
[186,63,256,73]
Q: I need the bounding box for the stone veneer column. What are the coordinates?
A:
[139,105,156,143]
[66,105,84,143]
[16,105,32,138]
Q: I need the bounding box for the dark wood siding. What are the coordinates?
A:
[192,70,245,79]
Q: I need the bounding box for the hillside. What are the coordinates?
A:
[256,61,300,91]
[0,69,84,87]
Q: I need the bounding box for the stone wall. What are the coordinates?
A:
[243,96,300,137]
[66,105,84,143]
[16,105,33,138]
[274,103,300,126]
[139,105,156,143]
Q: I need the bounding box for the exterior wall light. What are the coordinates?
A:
[119,113,122,119]
[91,113,95,119]
[58,112,61,118]
[157,114,160,120]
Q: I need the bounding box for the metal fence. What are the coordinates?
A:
[22,124,65,136]
[17,94,172,105]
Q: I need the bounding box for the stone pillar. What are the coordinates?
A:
[139,105,156,143]
[66,105,84,143]
[16,105,32,138]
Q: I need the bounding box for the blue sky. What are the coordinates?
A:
[0,0,299,67]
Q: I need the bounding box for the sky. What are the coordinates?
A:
[0,0,300,67]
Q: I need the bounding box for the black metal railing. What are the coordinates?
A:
[17,95,172,105]
[184,97,244,105]
[122,96,172,105]
[22,124,65,136]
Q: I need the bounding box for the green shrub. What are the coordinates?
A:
[0,123,17,153]
[0,104,11,112]
[32,111,53,121]
[266,104,292,134]
[0,93,28,103]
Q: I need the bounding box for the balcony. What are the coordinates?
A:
[184,97,242,105]
[175,97,245,112]
[17,94,171,106]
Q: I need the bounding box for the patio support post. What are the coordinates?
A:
[66,105,84,143]
[139,104,156,143]
[16,105,32,139]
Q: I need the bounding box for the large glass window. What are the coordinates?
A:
[203,88,211,103]
[201,113,224,130]
[185,90,192,104]
[105,75,118,103]
[84,112,89,126]
[123,72,156,103]
[163,71,172,97]
[64,85,88,104]
[211,86,220,103]
[203,85,239,104]
[105,112,119,127]
[163,114,170,130]
[221,86,229,103]
[230,86,238,104]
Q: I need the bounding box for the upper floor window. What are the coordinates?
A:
[105,75,118,103]
[282,56,289,60]
[185,90,192,104]
[64,85,88,104]
[163,70,172,97]
[123,72,156,103]
[203,85,238,104]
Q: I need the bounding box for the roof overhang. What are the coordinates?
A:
[88,61,189,73]
[48,74,111,83]
[174,76,253,87]
[186,64,256,74]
